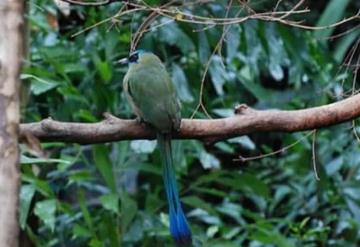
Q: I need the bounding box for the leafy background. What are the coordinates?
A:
[20,0,360,246]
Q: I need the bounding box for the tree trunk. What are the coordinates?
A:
[0,0,24,246]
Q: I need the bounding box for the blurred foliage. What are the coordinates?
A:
[20,0,360,246]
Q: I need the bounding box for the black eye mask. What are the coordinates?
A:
[128,52,139,63]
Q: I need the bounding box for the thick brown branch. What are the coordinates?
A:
[0,0,24,245]
[20,93,360,144]
[60,0,124,6]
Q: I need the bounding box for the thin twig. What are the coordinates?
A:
[234,131,314,162]
[60,0,121,6]
[278,0,305,20]
[327,23,360,40]
[351,46,360,143]
[312,129,320,181]
[191,0,243,119]
[71,6,145,37]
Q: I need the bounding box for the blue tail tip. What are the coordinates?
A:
[171,226,192,246]
[169,207,192,246]
[173,233,192,246]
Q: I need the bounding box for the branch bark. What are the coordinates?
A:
[0,0,24,246]
[20,93,360,144]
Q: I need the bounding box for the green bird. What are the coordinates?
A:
[119,50,192,246]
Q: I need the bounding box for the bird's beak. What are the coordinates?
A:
[116,57,129,65]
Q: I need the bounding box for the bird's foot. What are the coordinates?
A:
[136,116,145,124]
[135,116,152,129]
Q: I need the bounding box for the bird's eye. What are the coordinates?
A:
[128,53,139,63]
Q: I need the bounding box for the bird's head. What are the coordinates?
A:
[117,49,148,65]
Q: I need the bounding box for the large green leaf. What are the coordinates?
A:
[21,74,61,95]
[171,63,194,103]
[314,0,351,41]
[157,18,195,54]
[19,185,36,229]
[92,145,117,192]
[34,199,57,232]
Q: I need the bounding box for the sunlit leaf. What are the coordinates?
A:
[100,193,119,214]
[20,185,36,229]
[121,192,138,233]
[315,0,351,41]
[93,145,116,192]
[130,140,157,154]
[34,199,57,232]
[199,151,220,169]
[171,63,194,102]
[21,74,61,95]
[209,55,227,95]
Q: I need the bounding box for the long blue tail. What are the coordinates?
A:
[157,133,192,246]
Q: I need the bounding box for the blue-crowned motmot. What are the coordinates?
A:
[119,50,192,246]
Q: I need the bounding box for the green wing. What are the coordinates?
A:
[126,63,181,133]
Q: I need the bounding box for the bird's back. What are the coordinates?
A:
[123,53,181,133]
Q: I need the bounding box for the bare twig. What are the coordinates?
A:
[191,0,242,119]
[235,131,314,162]
[71,6,145,37]
[60,0,122,6]
[278,0,305,20]
[312,129,320,180]
[130,0,180,51]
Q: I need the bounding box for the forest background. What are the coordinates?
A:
[16,0,360,246]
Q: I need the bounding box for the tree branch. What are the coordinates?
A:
[59,0,124,6]
[19,94,360,144]
[0,0,24,245]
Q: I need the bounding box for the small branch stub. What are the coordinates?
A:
[234,104,250,114]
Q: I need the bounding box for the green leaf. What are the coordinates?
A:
[228,136,256,150]
[250,227,295,247]
[221,173,270,199]
[92,145,116,192]
[130,140,157,154]
[93,55,112,83]
[171,63,194,103]
[21,74,61,95]
[199,151,220,169]
[206,225,219,238]
[72,224,91,238]
[238,65,272,101]
[265,24,286,81]
[121,192,138,233]
[20,155,72,165]
[34,199,57,232]
[20,185,36,229]
[188,208,221,225]
[314,0,351,41]
[325,156,343,175]
[226,25,241,61]
[75,109,99,122]
[182,196,217,215]
[198,30,210,64]
[212,108,235,117]
[78,190,95,234]
[157,18,195,53]
[138,163,162,175]
[68,169,94,184]
[100,193,119,214]
[217,201,244,224]
[89,239,103,247]
[334,29,360,62]
[21,175,54,197]
[209,55,227,95]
